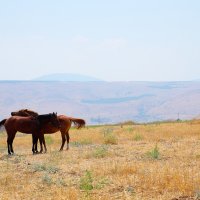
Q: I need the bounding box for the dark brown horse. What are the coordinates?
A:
[0,112,60,155]
[11,109,86,151]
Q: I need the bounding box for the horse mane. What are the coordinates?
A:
[18,109,39,117]
[21,109,38,114]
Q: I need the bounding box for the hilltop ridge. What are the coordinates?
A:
[32,73,103,82]
[0,81,200,124]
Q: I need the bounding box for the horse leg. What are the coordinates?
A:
[59,132,66,151]
[39,136,43,153]
[42,134,47,153]
[39,134,47,153]
[10,133,16,154]
[7,136,12,155]
[35,137,39,153]
[66,132,70,150]
[32,134,35,154]
[6,131,16,155]
[32,134,38,154]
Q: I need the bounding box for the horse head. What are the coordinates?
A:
[11,109,39,117]
[50,112,60,128]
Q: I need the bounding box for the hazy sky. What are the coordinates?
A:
[0,0,199,81]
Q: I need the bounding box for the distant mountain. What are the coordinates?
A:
[1,81,200,124]
[33,73,103,82]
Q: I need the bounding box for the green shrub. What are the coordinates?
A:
[133,133,143,141]
[147,145,160,159]
[92,146,108,158]
[102,128,113,136]
[127,127,134,133]
[80,170,93,191]
[104,133,118,145]
[32,163,60,174]
[42,174,52,185]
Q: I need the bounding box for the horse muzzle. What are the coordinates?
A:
[11,112,15,116]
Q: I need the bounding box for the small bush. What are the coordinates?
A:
[102,128,114,137]
[42,174,52,185]
[127,127,134,133]
[92,146,108,158]
[133,133,143,141]
[32,163,60,174]
[147,145,160,159]
[80,170,93,191]
[104,133,118,145]
[32,163,46,172]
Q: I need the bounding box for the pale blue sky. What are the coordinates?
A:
[0,0,199,81]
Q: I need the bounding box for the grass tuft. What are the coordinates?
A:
[127,127,134,133]
[133,133,143,141]
[104,133,118,145]
[147,144,160,159]
[92,146,108,158]
[32,163,60,174]
[80,170,93,191]
[42,174,53,185]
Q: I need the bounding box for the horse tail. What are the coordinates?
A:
[68,117,86,129]
[0,119,6,128]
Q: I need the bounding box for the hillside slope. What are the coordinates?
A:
[0,81,200,124]
[33,73,103,82]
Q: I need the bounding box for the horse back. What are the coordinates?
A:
[5,116,39,133]
[58,115,71,126]
[58,115,85,129]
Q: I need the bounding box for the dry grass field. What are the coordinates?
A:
[1,121,200,200]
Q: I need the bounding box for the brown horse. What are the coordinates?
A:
[0,112,60,155]
[11,109,86,151]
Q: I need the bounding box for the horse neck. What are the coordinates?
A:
[37,114,52,124]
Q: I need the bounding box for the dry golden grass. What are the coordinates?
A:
[1,122,200,199]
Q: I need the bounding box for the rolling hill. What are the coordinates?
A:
[0,81,200,124]
[33,73,103,82]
